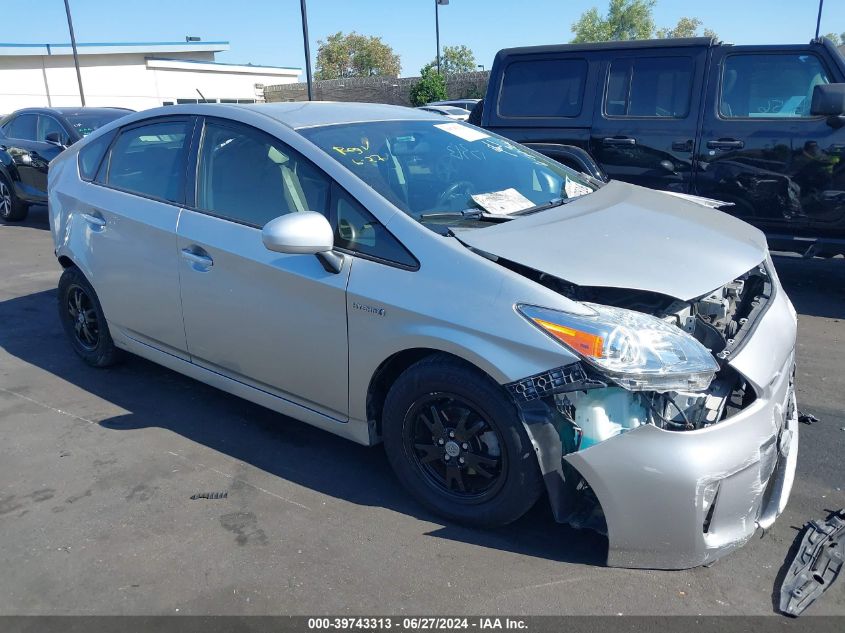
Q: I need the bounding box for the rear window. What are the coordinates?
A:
[498,58,587,118]
[605,56,694,118]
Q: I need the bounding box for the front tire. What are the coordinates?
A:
[383,355,543,527]
[0,173,29,222]
[57,266,121,367]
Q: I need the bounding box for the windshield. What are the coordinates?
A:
[299,120,597,224]
[64,111,129,137]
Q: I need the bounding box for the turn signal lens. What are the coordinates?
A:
[532,318,604,358]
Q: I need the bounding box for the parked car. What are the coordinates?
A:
[49,103,798,569]
[427,98,481,112]
[416,105,470,121]
[0,107,132,221]
[482,37,845,256]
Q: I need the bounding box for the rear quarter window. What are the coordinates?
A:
[78,131,116,182]
[498,58,587,118]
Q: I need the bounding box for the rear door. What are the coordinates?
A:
[590,47,707,192]
[80,116,193,356]
[695,45,845,236]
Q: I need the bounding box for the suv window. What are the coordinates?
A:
[197,120,330,227]
[720,53,830,118]
[37,115,68,144]
[606,57,693,118]
[499,58,587,118]
[106,119,190,203]
[6,114,37,140]
[332,184,416,268]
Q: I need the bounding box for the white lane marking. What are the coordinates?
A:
[0,387,99,425]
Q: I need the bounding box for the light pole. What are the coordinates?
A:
[300,0,313,100]
[435,0,449,74]
[814,0,824,39]
[63,0,85,106]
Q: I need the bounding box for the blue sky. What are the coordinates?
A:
[1,0,843,77]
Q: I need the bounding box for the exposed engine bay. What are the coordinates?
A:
[503,259,774,448]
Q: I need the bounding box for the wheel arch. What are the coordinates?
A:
[365,347,505,441]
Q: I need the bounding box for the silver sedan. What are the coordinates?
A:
[47,103,799,569]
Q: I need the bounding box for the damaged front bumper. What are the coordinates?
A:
[512,270,800,570]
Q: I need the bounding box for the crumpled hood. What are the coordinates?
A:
[458,181,768,301]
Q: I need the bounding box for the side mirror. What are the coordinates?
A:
[811,83,845,118]
[262,211,344,273]
[45,131,66,147]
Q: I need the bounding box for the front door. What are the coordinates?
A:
[695,45,845,237]
[177,118,350,420]
[590,48,706,193]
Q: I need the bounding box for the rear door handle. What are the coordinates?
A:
[671,139,693,152]
[706,139,745,150]
[80,213,106,228]
[181,248,213,269]
[603,136,637,146]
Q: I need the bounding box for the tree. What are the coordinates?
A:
[823,32,844,45]
[571,0,655,43]
[656,17,717,39]
[423,45,478,74]
[571,0,716,43]
[409,67,447,106]
[315,32,401,79]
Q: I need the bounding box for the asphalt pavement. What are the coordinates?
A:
[1,206,843,615]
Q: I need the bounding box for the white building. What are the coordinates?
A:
[0,40,300,113]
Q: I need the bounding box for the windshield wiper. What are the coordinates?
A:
[418,209,485,221]
[513,197,571,216]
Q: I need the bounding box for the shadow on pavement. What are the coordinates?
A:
[771,254,845,320]
[0,286,608,568]
[0,204,50,231]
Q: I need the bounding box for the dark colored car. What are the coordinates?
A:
[482,37,845,256]
[0,107,132,221]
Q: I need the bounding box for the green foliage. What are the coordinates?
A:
[315,31,401,79]
[423,45,478,74]
[823,33,844,46]
[571,0,716,43]
[409,67,447,107]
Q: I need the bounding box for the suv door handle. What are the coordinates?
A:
[671,140,693,152]
[181,248,213,269]
[603,136,637,146]
[706,139,745,150]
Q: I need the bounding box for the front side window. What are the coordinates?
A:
[720,53,830,118]
[37,116,68,144]
[605,56,693,118]
[106,119,190,203]
[6,114,37,140]
[332,184,416,268]
[499,59,587,118]
[197,121,330,227]
[300,120,597,226]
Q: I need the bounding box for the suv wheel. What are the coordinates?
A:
[383,355,543,527]
[0,173,29,222]
[58,266,121,367]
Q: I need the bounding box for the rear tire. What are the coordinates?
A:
[57,266,121,367]
[0,173,29,222]
[383,355,543,527]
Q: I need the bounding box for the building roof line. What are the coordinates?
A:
[146,56,300,71]
[0,41,230,48]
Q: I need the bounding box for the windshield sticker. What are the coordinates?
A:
[471,188,535,215]
[434,122,489,142]
[564,176,592,198]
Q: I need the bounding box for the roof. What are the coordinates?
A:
[234,101,442,129]
[10,107,133,116]
[0,41,230,56]
[146,58,300,75]
[497,37,715,57]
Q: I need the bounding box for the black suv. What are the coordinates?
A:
[0,107,131,222]
[482,37,845,256]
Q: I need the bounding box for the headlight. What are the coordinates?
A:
[517,303,719,392]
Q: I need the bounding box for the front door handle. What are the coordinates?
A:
[706,138,745,150]
[181,248,213,269]
[80,213,106,228]
[603,136,637,146]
